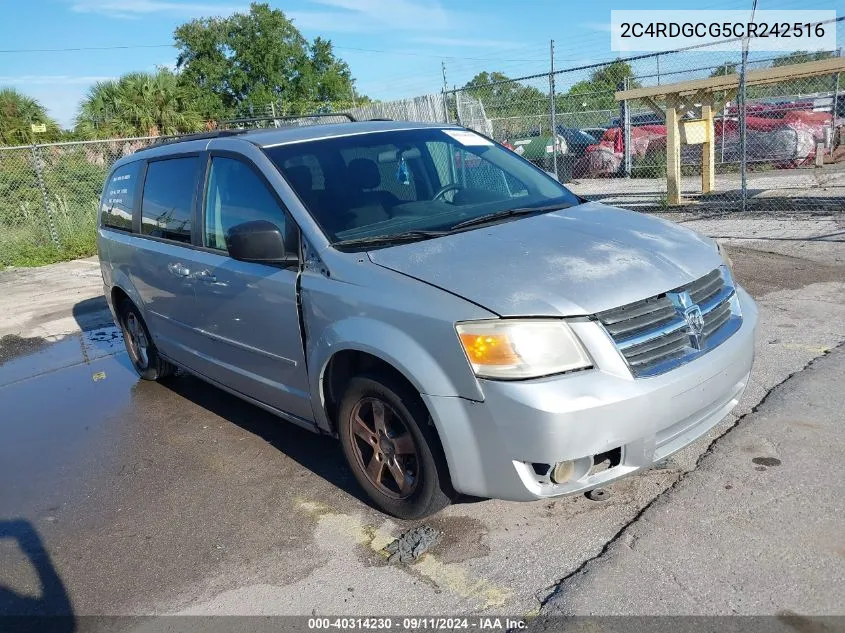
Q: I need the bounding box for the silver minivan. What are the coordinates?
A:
[98,121,757,519]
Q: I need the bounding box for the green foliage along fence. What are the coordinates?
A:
[0,137,159,267]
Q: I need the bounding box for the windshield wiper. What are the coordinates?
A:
[449,203,571,231]
[333,230,449,249]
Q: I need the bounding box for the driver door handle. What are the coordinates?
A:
[192,269,217,283]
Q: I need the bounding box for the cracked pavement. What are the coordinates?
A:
[0,211,843,617]
[540,343,845,616]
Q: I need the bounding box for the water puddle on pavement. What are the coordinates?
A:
[0,325,138,517]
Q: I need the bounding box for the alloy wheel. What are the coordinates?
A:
[348,397,420,499]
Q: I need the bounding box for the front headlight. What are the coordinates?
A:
[456,319,592,380]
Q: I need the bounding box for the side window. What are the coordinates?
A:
[101,162,140,231]
[203,157,288,252]
[140,157,199,243]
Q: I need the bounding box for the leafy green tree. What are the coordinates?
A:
[762,50,835,97]
[710,62,738,77]
[174,2,357,117]
[746,51,836,100]
[0,88,61,145]
[558,59,640,112]
[463,71,547,119]
[75,69,205,138]
[771,50,834,67]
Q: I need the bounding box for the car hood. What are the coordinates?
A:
[367,202,723,317]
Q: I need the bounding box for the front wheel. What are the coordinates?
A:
[338,372,453,519]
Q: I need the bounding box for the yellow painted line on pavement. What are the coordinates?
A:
[296,499,512,609]
[779,343,830,354]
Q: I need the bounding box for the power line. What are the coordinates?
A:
[0,41,548,63]
[0,44,175,54]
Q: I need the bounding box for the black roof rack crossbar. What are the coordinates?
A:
[223,112,357,125]
[132,112,357,154]
[134,129,248,153]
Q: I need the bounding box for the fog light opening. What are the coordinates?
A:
[589,447,623,477]
[551,460,575,484]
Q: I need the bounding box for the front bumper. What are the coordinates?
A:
[424,287,758,501]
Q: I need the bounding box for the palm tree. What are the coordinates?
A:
[0,88,61,145]
[75,69,205,139]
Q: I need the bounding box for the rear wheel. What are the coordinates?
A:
[118,298,174,381]
[338,372,453,519]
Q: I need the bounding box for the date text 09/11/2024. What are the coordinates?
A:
[307,617,528,630]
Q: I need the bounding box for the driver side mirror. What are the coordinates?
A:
[225,220,297,265]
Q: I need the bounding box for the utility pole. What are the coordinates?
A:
[656,54,661,86]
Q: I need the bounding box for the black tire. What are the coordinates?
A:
[118,298,174,381]
[338,372,454,519]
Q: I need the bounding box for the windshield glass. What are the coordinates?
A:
[264,127,580,248]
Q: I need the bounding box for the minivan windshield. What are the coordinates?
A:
[264,127,581,250]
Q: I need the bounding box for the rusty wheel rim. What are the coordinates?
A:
[348,397,420,500]
[124,312,149,369]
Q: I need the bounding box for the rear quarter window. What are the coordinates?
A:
[140,157,199,243]
[101,162,140,231]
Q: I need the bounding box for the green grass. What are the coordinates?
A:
[0,197,98,267]
[1,148,106,268]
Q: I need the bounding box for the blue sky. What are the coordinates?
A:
[0,0,839,128]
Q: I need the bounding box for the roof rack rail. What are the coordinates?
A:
[367,117,393,121]
[131,112,358,154]
[134,129,248,153]
[223,112,357,126]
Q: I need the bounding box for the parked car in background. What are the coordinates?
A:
[610,111,666,128]
[555,126,598,159]
[98,120,757,519]
[505,126,598,181]
[580,127,609,142]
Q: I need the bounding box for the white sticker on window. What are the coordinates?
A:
[442,129,493,146]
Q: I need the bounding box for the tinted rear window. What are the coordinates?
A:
[140,157,199,243]
[101,161,140,231]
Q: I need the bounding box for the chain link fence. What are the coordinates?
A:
[444,42,845,215]
[0,137,170,267]
[1,38,844,267]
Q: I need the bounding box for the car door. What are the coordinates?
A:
[177,153,313,423]
[127,155,206,367]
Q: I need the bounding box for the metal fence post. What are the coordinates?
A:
[832,47,841,148]
[441,62,450,124]
[720,63,728,165]
[31,144,60,249]
[619,78,632,178]
[739,40,749,212]
[549,39,559,180]
[453,85,462,125]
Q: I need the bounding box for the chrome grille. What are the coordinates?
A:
[597,266,741,377]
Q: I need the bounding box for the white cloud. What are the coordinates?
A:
[69,0,245,19]
[290,0,458,34]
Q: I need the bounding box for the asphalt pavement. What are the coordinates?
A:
[0,211,843,618]
[541,344,845,615]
